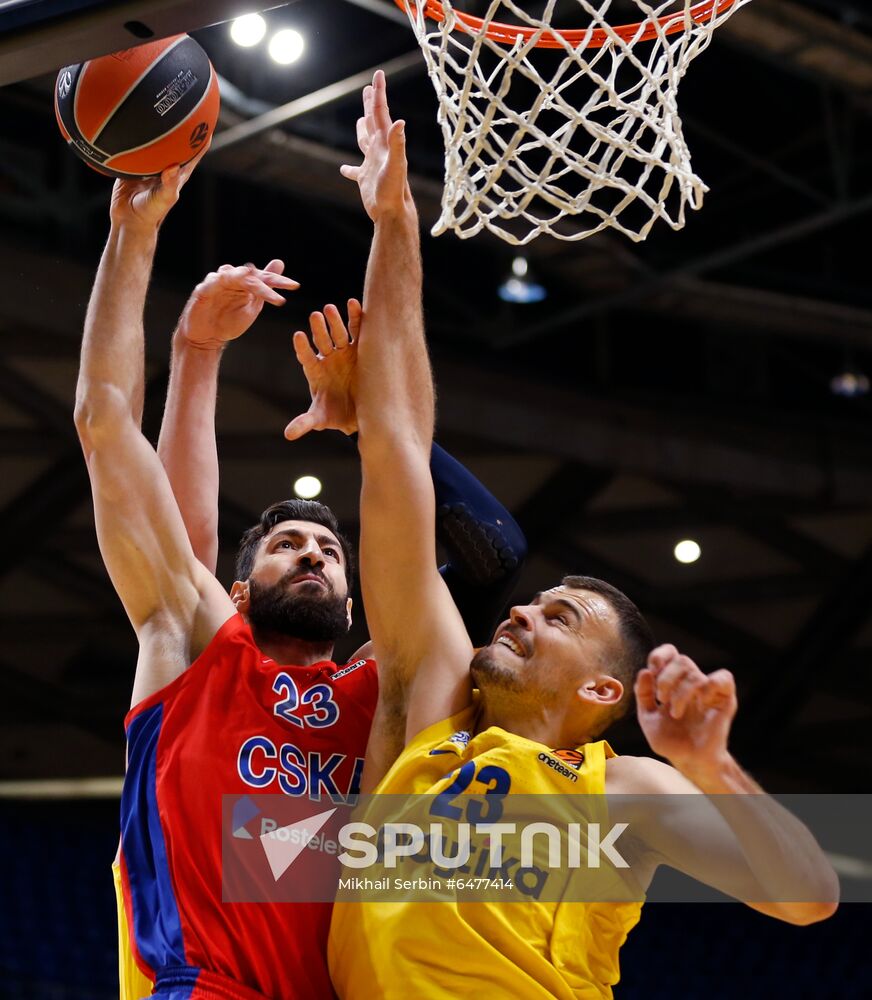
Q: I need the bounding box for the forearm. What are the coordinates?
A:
[682,755,839,917]
[355,203,447,678]
[76,224,157,434]
[157,334,222,571]
[356,204,433,454]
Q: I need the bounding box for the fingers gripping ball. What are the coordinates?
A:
[54,34,219,179]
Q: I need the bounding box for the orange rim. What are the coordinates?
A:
[394,0,739,49]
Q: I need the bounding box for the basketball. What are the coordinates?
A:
[54,34,219,179]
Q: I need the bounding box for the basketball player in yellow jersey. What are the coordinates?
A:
[286,72,839,998]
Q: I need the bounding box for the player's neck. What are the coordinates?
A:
[251,628,335,667]
[477,691,594,748]
[476,692,555,746]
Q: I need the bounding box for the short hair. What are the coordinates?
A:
[235,499,355,587]
[561,574,655,730]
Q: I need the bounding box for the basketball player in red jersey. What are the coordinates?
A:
[75,150,370,999]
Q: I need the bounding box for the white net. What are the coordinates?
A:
[401,0,751,244]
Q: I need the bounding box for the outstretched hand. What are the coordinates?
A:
[340,70,411,221]
[284,300,361,440]
[176,261,300,351]
[635,644,737,776]
[109,144,209,232]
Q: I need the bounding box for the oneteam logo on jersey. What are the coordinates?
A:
[537,752,579,784]
[332,659,367,681]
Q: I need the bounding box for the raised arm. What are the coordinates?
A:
[608,644,839,925]
[343,73,474,778]
[157,261,298,572]
[74,163,235,707]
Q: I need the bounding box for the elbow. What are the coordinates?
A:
[811,898,839,923]
[782,899,839,925]
[764,861,840,925]
[74,381,134,452]
[774,888,839,925]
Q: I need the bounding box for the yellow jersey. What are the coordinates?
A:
[328,703,643,999]
[112,859,154,1000]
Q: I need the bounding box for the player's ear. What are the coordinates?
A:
[578,676,623,708]
[345,597,353,631]
[231,579,251,614]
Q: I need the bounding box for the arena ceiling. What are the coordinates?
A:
[0,0,870,793]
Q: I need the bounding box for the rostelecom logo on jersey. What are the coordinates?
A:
[230,794,337,881]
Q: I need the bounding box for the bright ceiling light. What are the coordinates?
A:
[674,539,701,564]
[230,13,267,47]
[498,277,546,304]
[293,475,322,499]
[830,370,870,398]
[498,255,546,303]
[269,28,305,65]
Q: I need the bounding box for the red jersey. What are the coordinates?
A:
[118,613,378,999]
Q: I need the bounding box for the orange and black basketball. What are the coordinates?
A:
[54,34,219,179]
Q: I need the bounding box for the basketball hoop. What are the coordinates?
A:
[394,0,751,244]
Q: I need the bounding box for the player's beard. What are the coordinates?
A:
[247,574,349,642]
[470,645,525,693]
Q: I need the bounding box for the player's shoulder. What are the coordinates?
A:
[605,754,688,794]
[347,640,374,663]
